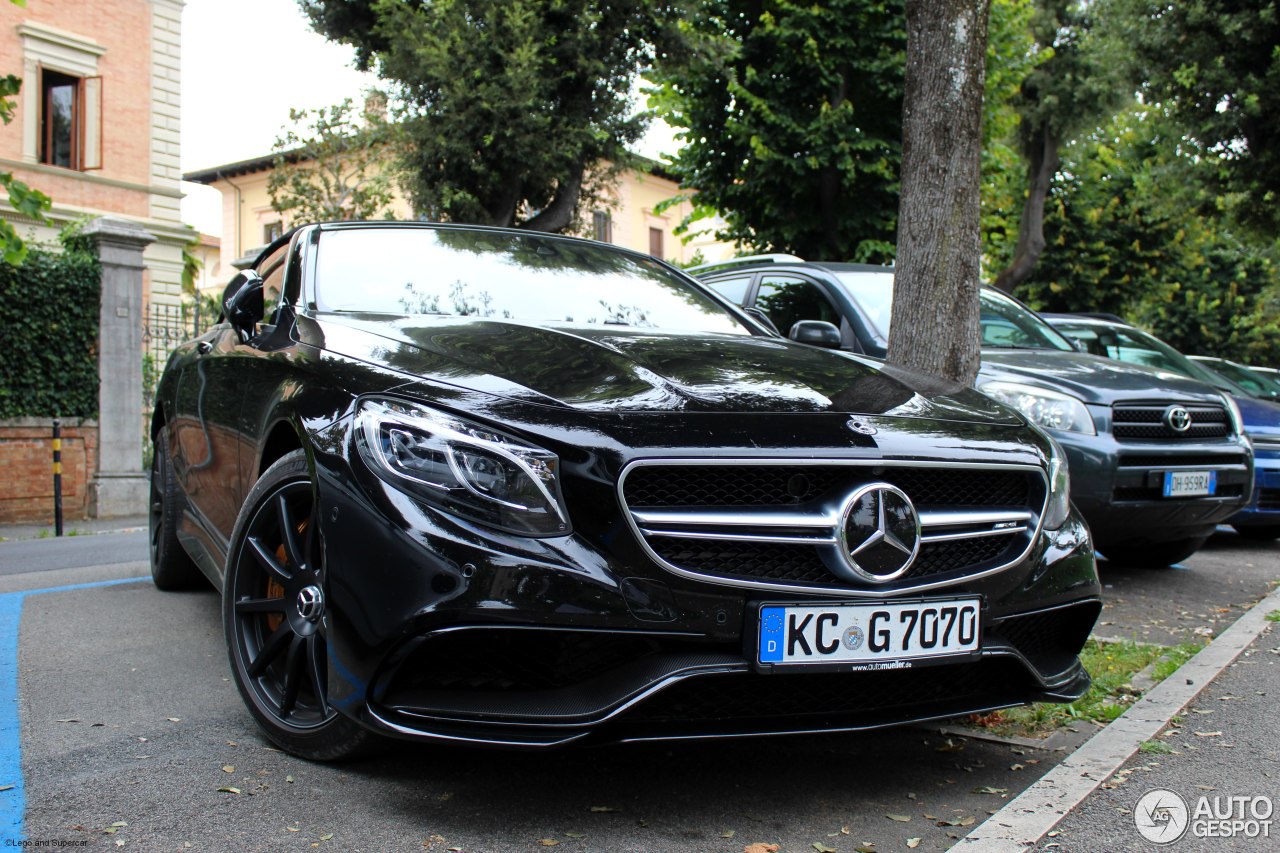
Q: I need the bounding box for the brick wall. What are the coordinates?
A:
[0,419,99,524]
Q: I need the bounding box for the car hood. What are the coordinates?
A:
[1234,394,1280,439]
[316,315,1023,424]
[978,349,1230,406]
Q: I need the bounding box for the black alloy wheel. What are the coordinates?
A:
[149,429,203,590]
[224,450,371,760]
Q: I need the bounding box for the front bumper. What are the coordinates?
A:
[311,443,1101,748]
[1053,425,1252,547]
[1229,448,1280,528]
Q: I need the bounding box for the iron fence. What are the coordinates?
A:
[142,302,216,413]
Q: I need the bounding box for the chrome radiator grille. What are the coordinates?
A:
[620,461,1048,596]
[1112,401,1231,441]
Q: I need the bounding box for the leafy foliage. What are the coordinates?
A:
[1124,0,1280,236]
[647,0,905,262]
[267,94,401,225]
[0,233,100,418]
[301,0,681,233]
[1016,107,1280,364]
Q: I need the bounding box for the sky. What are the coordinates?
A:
[179,0,676,238]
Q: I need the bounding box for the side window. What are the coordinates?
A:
[754,275,841,337]
[702,275,752,306]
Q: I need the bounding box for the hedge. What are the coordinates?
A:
[0,240,100,418]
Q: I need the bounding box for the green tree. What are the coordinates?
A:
[1,0,52,265]
[301,0,681,233]
[989,0,1131,292]
[1017,106,1280,364]
[1123,0,1280,236]
[647,0,906,262]
[268,94,401,225]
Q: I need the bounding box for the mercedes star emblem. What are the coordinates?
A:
[837,483,922,583]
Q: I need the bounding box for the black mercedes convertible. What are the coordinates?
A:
[149,221,1100,759]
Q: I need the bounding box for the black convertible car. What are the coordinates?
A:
[150,222,1100,759]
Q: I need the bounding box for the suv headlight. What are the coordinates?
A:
[980,381,1097,435]
[356,397,570,536]
[1042,432,1072,529]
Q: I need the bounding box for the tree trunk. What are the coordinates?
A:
[522,159,587,234]
[886,0,991,386]
[992,124,1059,293]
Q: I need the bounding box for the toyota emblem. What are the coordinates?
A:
[1163,405,1193,433]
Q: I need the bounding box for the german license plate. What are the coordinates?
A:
[757,599,981,667]
[1163,470,1216,497]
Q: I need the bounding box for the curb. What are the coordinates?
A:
[951,583,1280,852]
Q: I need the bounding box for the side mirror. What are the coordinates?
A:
[223,269,264,341]
[789,320,842,349]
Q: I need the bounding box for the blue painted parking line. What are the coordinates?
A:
[0,576,149,843]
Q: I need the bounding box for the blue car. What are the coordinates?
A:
[1047,315,1280,540]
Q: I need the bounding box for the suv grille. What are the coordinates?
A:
[621,462,1047,594]
[1112,402,1231,441]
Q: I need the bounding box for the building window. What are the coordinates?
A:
[263,222,284,244]
[648,227,664,259]
[38,68,102,171]
[592,210,612,243]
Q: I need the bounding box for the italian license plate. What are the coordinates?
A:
[757,599,981,667]
[1163,470,1216,497]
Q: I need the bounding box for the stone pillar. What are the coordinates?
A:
[84,217,155,517]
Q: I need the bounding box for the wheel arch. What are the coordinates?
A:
[258,418,308,481]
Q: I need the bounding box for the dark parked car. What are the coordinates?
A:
[1187,356,1280,403]
[150,223,1099,759]
[1045,315,1280,540]
[694,257,1254,567]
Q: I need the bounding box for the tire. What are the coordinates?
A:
[1232,524,1280,541]
[223,450,373,761]
[1100,536,1209,569]
[149,429,204,590]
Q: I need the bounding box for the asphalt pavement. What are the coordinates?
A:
[0,525,1276,852]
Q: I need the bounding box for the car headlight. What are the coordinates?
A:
[1042,432,1072,529]
[1222,393,1243,437]
[979,381,1097,435]
[356,397,570,536]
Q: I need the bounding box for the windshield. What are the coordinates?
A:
[1052,322,1234,389]
[313,228,752,336]
[1196,358,1280,399]
[830,272,1074,351]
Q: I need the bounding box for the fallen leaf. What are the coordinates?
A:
[115,841,124,848]
[1010,763,1025,771]
[935,738,965,752]
[565,831,586,839]
[813,844,837,853]
[166,718,180,723]
[721,830,736,839]
[886,814,912,822]
[538,840,559,848]
[227,740,238,746]
[112,822,128,828]
[287,827,300,833]
[855,846,876,853]
[960,816,976,827]
[55,719,78,723]
[907,840,921,850]
[217,786,241,794]
[221,766,235,773]
[1195,731,1223,738]
[0,786,12,792]
[743,844,779,853]
[286,775,295,784]
[976,786,1007,795]
[91,723,105,727]
[320,834,333,841]
[103,828,117,835]
[589,806,615,813]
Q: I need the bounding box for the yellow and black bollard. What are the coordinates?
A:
[52,419,63,537]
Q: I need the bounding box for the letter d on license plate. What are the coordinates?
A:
[757,599,981,667]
